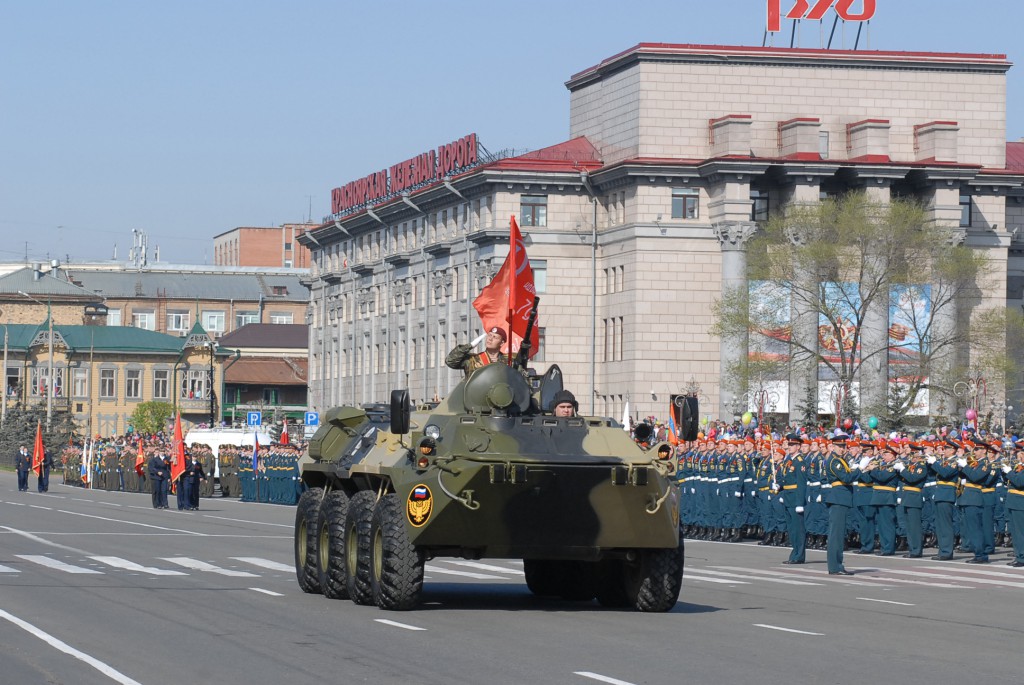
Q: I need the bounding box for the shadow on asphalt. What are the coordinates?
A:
[414,583,721,614]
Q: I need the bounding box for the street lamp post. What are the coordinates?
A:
[1,324,8,427]
[208,341,217,427]
[18,291,53,428]
[953,375,987,430]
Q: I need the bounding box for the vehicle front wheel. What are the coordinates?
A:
[294,487,324,594]
[344,490,377,605]
[369,493,424,611]
[316,491,350,600]
[623,542,684,612]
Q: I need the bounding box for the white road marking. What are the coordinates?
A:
[0,564,18,573]
[887,568,1024,589]
[201,514,292,528]
[753,623,824,636]
[28,504,52,510]
[857,597,915,606]
[444,560,526,575]
[4,501,26,506]
[574,671,638,685]
[0,608,143,685]
[232,557,294,572]
[693,568,822,586]
[17,555,103,574]
[88,556,187,576]
[713,565,887,587]
[685,574,750,585]
[832,568,971,589]
[916,565,1024,579]
[249,587,284,596]
[161,557,259,577]
[57,510,205,536]
[424,563,504,580]
[375,619,427,631]
[1,525,90,554]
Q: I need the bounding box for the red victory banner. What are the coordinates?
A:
[472,215,539,358]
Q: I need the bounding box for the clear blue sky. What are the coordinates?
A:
[2,0,1021,265]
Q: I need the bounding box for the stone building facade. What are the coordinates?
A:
[300,43,1024,424]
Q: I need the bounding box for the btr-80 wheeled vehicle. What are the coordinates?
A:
[294,362,696,612]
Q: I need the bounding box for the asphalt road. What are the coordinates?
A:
[1,472,1022,685]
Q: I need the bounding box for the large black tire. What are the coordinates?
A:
[524,559,563,596]
[624,542,684,612]
[345,490,377,605]
[316,491,350,600]
[558,561,597,601]
[369,493,425,611]
[594,559,631,608]
[294,487,323,594]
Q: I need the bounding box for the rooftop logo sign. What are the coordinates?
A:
[329,133,479,219]
[767,0,876,32]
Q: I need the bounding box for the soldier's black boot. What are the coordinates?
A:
[995,532,1005,547]
[758,532,772,546]
[729,528,742,543]
[896,536,908,552]
[1004,533,1013,548]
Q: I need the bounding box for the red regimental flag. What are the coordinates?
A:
[31,420,44,476]
[280,419,290,446]
[170,413,187,482]
[135,437,145,476]
[471,215,539,358]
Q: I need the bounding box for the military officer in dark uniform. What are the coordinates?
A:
[780,435,808,564]
[148,452,169,509]
[896,443,927,558]
[823,433,858,575]
[37,448,54,492]
[1001,445,1024,567]
[15,445,32,491]
[866,445,900,556]
[184,454,206,510]
[957,443,992,564]
[927,439,960,559]
[445,327,508,376]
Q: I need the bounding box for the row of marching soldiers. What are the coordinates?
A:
[59,440,304,506]
[677,432,1024,573]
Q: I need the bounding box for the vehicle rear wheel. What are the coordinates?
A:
[316,491,350,599]
[344,490,377,605]
[623,542,684,612]
[523,559,563,596]
[558,561,597,601]
[594,559,631,608]
[369,493,425,611]
[294,487,323,594]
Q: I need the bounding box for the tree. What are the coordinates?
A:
[0,404,79,466]
[713,192,1017,428]
[129,401,175,435]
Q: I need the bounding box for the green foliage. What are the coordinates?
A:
[0,404,79,467]
[129,401,175,435]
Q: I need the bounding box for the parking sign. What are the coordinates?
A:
[305,411,319,427]
[247,411,262,426]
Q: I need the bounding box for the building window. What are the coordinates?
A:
[132,310,155,330]
[236,311,259,328]
[671,188,699,219]
[202,311,225,333]
[126,369,142,399]
[30,366,65,397]
[263,388,279,404]
[270,312,294,325]
[819,131,830,158]
[520,195,548,227]
[180,369,207,400]
[153,369,170,400]
[751,190,770,222]
[284,242,292,251]
[167,311,190,333]
[6,366,22,398]
[100,369,116,399]
[531,260,547,294]
[107,309,122,326]
[73,368,88,398]
[960,194,972,227]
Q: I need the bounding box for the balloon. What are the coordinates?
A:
[867,416,878,429]
[842,418,853,430]
[755,431,762,439]
[702,416,709,425]
[966,408,978,421]
[741,412,752,425]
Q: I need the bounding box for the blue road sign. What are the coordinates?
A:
[247,411,262,426]
[305,411,319,427]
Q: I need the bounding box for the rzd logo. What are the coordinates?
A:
[767,0,876,33]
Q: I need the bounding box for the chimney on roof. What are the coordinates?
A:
[33,263,43,280]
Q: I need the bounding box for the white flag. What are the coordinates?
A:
[622,400,631,433]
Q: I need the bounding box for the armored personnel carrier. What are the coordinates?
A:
[294,362,696,612]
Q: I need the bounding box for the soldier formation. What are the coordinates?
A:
[677,432,1024,571]
[56,434,305,507]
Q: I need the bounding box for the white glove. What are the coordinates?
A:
[795,506,805,514]
[926,455,936,464]
[893,462,905,472]
[735,491,742,498]
[815,494,822,503]
[859,456,872,470]
[470,332,487,348]
[1003,464,1012,474]
[956,458,968,468]
[770,484,780,493]
[896,498,902,505]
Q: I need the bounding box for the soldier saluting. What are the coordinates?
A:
[445,327,508,376]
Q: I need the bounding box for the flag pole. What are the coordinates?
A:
[507,216,516,365]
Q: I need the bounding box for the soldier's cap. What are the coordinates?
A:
[831,434,848,444]
[944,438,961,449]
[552,389,577,408]
[785,433,803,445]
[985,441,1002,454]
[487,326,507,341]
